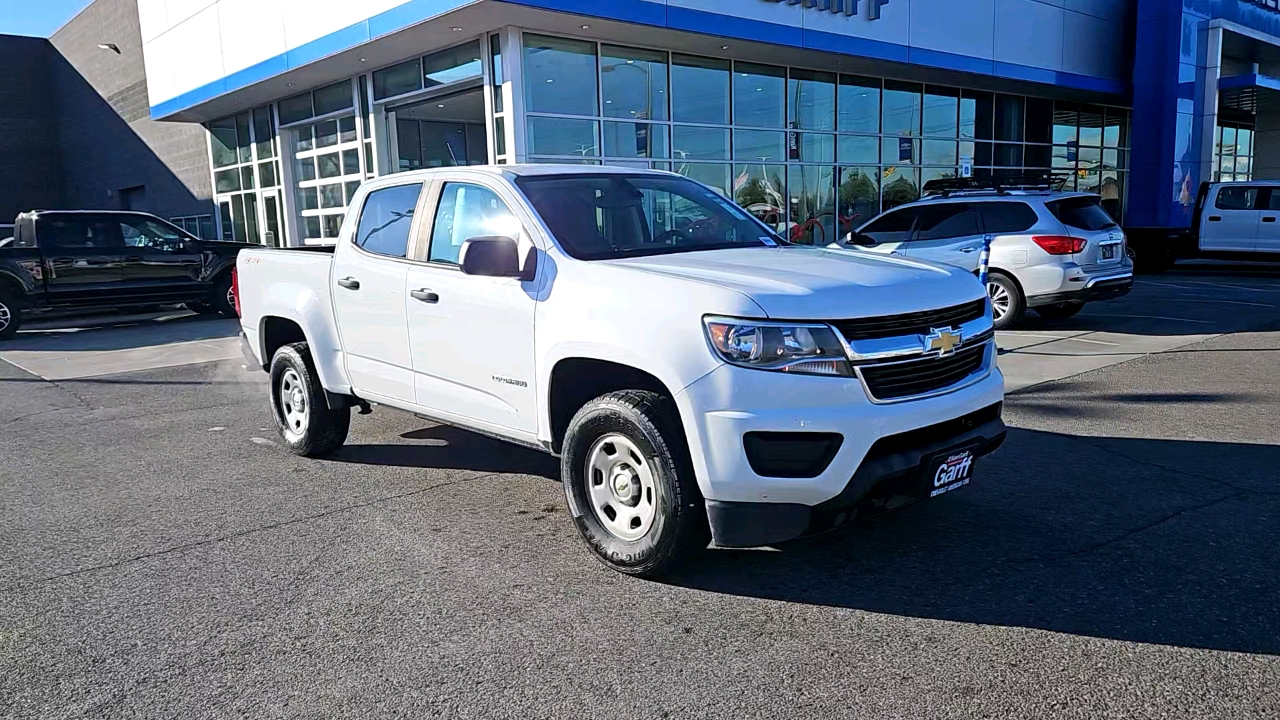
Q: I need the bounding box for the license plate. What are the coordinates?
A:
[927,449,975,497]
[1101,244,1117,260]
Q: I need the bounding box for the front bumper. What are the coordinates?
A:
[706,405,1006,547]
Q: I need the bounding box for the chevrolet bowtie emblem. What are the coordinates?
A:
[923,328,962,356]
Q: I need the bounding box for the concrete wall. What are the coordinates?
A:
[50,0,213,217]
[0,36,65,223]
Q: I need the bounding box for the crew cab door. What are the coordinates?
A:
[404,176,539,434]
[330,181,424,404]
[1200,185,1259,252]
[116,215,204,300]
[902,202,985,272]
[1256,188,1280,254]
[35,214,126,303]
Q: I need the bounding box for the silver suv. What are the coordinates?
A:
[847,185,1134,329]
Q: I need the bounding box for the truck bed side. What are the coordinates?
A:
[237,247,352,395]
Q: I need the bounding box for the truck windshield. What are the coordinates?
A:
[516,174,785,260]
[1047,197,1119,232]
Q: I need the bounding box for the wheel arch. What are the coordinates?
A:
[546,357,684,455]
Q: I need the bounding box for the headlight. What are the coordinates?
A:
[704,317,852,377]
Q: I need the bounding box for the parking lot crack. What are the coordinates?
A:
[0,472,501,595]
[1053,491,1245,562]
[1070,436,1280,497]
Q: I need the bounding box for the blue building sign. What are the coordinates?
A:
[763,0,890,20]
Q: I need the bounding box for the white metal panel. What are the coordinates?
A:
[137,0,169,43]
[160,6,227,98]
[909,0,996,60]
[798,0,911,45]
[1061,9,1122,79]
[218,0,289,79]
[164,0,219,33]
[994,0,1064,71]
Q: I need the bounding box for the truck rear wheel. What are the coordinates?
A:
[269,342,350,457]
[561,390,709,577]
[0,288,20,341]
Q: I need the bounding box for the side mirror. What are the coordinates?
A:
[459,236,532,280]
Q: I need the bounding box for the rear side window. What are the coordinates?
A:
[979,202,1039,234]
[913,204,980,241]
[860,207,917,243]
[1215,186,1259,211]
[355,183,423,258]
[38,218,125,249]
[1047,197,1118,231]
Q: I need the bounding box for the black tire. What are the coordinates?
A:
[1034,302,1085,321]
[210,273,238,317]
[561,390,710,578]
[986,272,1025,330]
[0,288,20,341]
[269,342,350,457]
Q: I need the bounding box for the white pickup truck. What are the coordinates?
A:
[236,165,1006,577]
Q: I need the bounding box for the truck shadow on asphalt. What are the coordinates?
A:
[327,424,561,479]
[664,427,1280,656]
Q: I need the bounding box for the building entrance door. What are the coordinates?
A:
[388,88,488,172]
[260,190,286,247]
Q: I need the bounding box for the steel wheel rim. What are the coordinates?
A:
[986,281,1011,322]
[279,369,308,439]
[585,433,658,542]
[226,286,237,312]
[0,302,9,332]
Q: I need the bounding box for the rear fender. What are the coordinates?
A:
[258,281,351,395]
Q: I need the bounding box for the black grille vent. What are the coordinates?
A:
[833,299,987,342]
[859,344,988,400]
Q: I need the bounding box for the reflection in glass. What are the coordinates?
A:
[881,166,920,210]
[839,166,879,236]
[210,119,239,168]
[960,90,993,140]
[788,69,836,131]
[315,120,339,148]
[797,133,835,163]
[733,62,786,128]
[317,153,342,178]
[923,87,959,137]
[320,184,344,209]
[994,143,1024,167]
[602,46,669,121]
[921,167,957,192]
[733,164,787,230]
[1078,104,1104,146]
[491,34,504,113]
[374,59,423,100]
[1025,145,1052,168]
[839,75,880,134]
[922,139,957,166]
[883,81,921,137]
[340,116,357,143]
[788,165,835,245]
[838,135,878,164]
[298,187,318,211]
[671,54,730,124]
[343,149,361,175]
[293,126,313,153]
[677,163,732,196]
[995,95,1024,142]
[883,137,918,164]
[313,82,353,116]
[524,34,598,116]
[236,113,253,163]
[672,125,729,160]
[323,214,343,239]
[734,129,786,162]
[1103,108,1127,148]
[423,41,483,87]
[1053,105,1079,144]
[253,107,274,159]
[278,93,313,126]
[603,122,669,158]
[304,216,321,239]
[214,169,239,193]
[527,117,599,156]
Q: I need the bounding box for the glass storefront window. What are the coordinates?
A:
[838,135,879,164]
[210,103,282,245]
[671,54,730,125]
[922,139,957,166]
[673,125,729,160]
[374,59,423,101]
[923,87,959,138]
[527,116,599,156]
[881,166,920,210]
[788,165,836,244]
[312,81,354,116]
[788,69,836,132]
[734,164,787,228]
[883,137,918,165]
[839,76,880,134]
[603,122,669,159]
[735,129,787,162]
[882,81,922,137]
[995,95,1024,142]
[677,163,731,196]
[423,41,482,87]
[602,46,669,122]
[1078,105,1104,146]
[796,133,835,164]
[491,35,505,114]
[839,166,879,233]
[524,35,598,116]
[1026,98,1053,144]
[733,62,786,128]
[960,90,993,140]
[1053,105,1079,144]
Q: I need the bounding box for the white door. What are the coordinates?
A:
[406,179,539,433]
[1201,185,1260,252]
[851,205,919,257]
[1257,188,1280,254]
[330,181,425,404]
[902,202,986,272]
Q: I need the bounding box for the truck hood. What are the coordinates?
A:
[603,245,985,320]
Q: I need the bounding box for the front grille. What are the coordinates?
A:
[832,299,987,342]
[859,343,989,400]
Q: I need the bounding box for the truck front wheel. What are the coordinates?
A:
[561,390,709,577]
[269,342,350,457]
[0,289,21,341]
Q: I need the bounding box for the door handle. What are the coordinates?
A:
[1208,216,1222,222]
[410,288,439,304]
[337,277,360,290]
[1264,217,1277,223]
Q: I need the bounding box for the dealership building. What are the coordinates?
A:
[13,0,1280,246]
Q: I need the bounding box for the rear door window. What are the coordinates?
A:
[913,204,980,241]
[1047,197,1119,231]
[979,202,1039,234]
[39,217,125,249]
[354,183,423,258]
[859,206,918,243]
[1214,186,1259,211]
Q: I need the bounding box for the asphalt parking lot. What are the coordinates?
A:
[2,265,1279,718]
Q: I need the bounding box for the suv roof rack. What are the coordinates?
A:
[922,171,1071,198]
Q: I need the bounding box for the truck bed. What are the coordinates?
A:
[236,246,338,372]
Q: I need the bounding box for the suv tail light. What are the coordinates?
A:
[1032,235,1087,255]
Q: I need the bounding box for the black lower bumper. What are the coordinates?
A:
[1027,276,1133,308]
[705,403,1006,548]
